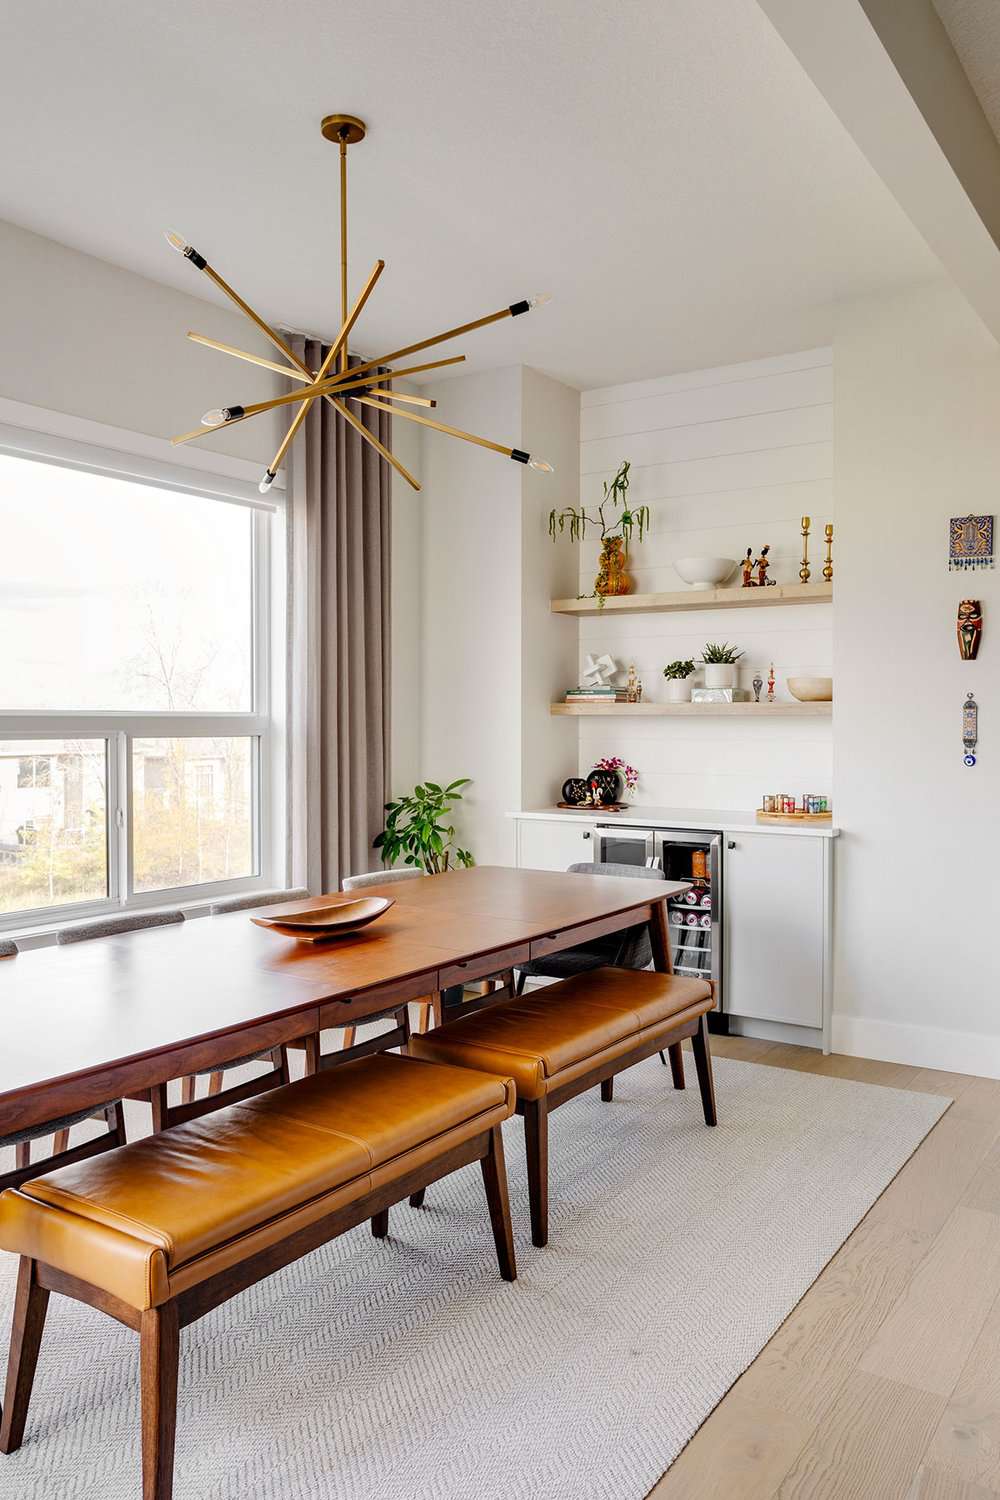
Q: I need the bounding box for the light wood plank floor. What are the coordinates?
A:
[650,1035,1000,1500]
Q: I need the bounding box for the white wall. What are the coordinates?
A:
[389,405,423,796]
[574,350,834,808]
[832,277,1000,1073]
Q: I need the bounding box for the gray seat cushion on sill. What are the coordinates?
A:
[57,910,185,944]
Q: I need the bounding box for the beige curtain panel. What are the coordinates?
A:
[286,339,392,893]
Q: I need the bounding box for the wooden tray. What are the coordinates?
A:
[755,810,832,824]
[556,802,630,813]
[251,895,394,941]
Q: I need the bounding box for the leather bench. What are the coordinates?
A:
[409,967,716,1247]
[0,1053,517,1500]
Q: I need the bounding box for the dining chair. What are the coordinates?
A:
[208,887,309,914]
[514,861,667,991]
[57,909,290,1130]
[0,940,127,1191]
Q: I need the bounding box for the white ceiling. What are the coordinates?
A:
[2,0,941,389]
[934,0,1000,148]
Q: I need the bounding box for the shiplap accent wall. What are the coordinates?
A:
[575,347,833,810]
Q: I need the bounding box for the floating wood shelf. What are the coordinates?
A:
[551,701,832,717]
[550,581,832,617]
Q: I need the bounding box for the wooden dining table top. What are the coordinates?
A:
[0,865,685,1135]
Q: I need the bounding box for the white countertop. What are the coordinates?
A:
[511,805,839,838]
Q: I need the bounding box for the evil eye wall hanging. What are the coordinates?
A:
[963,691,979,767]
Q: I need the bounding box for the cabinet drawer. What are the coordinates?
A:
[439,943,530,990]
[529,906,654,961]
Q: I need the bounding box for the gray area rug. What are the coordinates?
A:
[0,1057,948,1500]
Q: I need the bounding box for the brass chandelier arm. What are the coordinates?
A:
[343,306,518,386]
[369,389,436,408]
[332,398,421,491]
[186,333,315,382]
[354,396,519,460]
[200,263,314,377]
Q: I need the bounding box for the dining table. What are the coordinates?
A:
[0,865,688,1138]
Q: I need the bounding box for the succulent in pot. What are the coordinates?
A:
[663,658,696,703]
[701,642,744,690]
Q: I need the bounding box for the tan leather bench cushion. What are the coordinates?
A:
[0,1054,514,1310]
[410,967,712,1100]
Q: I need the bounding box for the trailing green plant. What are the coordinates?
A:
[663,659,696,680]
[701,642,744,664]
[548,461,650,548]
[374,779,474,874]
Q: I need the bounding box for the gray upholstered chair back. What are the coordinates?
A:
[566,861,667,882]
[568,861,665,966]
[342,868,425,891]
[57,910,185,945]
[0,938,18,958]
[209,888,309,915]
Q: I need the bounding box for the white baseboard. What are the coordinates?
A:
[831,1014,1000,1079]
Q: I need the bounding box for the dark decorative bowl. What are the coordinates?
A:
[588,768,621,805]
[561,777,590,806]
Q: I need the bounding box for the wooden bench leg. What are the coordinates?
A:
[480,1125,517,1281]
[371,1208,389,1238]
[409,1188,426,1208]
[691,1014,717,1126]
[0,1257,49,1455]
[140,1303,179,1500]
[600,1078,614,1103]
[522,1098,549,1249]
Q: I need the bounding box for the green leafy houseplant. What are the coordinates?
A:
[548,460,650,608]
[663,659,696,680]
[374,779,474,873]
[701,642,744,664]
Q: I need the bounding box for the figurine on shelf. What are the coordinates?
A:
[752,671,763,703]
[767,663,776,703]
[756,545,776,588]
[741,545,778,587]
[957,598,983,661]
[741,549,755,588]
[625,663,643,703]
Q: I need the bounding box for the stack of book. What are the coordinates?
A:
[564,686,629,704]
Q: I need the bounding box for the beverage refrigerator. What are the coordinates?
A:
[592,824,726,1031]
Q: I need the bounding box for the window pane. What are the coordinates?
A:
[0,740,108,914]
[0,453,253,711]
[132,738,254,892]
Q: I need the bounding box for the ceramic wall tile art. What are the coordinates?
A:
[949,514,994,571]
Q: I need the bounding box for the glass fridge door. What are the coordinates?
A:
[655,831,723,1007]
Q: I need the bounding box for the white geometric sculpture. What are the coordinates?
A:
[582,653,618,687]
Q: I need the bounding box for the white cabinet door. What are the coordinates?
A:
[724,833,826,1028]
[515,818,597,872]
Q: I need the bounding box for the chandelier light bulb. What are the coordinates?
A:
[527,294,552,310]
[201,408,228,427]
[164,230,188,254]
[258,469,277,494]
[529,457,554,473]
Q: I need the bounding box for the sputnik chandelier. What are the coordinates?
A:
[166,113,553,494]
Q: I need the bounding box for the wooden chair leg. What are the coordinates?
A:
[413,1001,432,1034]
[479,1125,517,1281]
[691,1014,718,1126]
[600,1077,614,1103]
[371,1208,389,1239]
[108,1100,127,1148]
[149,1083,171,1134]
[14,1142,29,1172]
[140,1302,179,1500]
[667,1042,685,1090]
[303,1035,322,1076]
[341,1027,357,1050]
[522,1098,549,1249]
[515,970,527,997]
[52,1127,71,1155]
[180,1076,196,1107]
[206,1072,224,1097]
[409,1188,426,1208]
[0,1257,50,1455]
[274,1047,290,1087]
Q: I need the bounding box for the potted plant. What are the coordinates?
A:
[701,642,744,689]
[373,778,474,872]
[548,460,650,607]
[663,659,696,703]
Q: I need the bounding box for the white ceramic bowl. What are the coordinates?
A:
[787,676,833,702]
[673,556,738,590]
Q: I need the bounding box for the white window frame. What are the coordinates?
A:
[0,415,287,936]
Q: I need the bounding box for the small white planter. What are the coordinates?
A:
[665,679,693,703]
[704,663,737,689]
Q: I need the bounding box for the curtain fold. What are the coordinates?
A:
[286,341,392,893]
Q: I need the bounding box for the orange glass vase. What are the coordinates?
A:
[595,536,630,597]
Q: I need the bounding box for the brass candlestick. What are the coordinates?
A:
[800,516,811,583]
[823,523,834,582]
